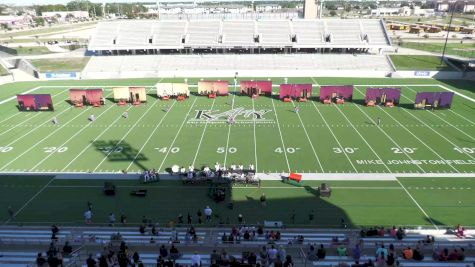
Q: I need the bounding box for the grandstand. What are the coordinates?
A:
[87,19,391,54]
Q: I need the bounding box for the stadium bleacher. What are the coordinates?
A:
[293,20,326,47]
[221,20,256,47]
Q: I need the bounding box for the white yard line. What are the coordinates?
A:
[333,105,393,173]
[356,87,461,173]
[350,94,426,173]
[158,97,198,172]
[60,105,134,172]
[251,95,258,172]
[401,86,475,142]
[92,98,159,172]
[0,106,91,171]
[223,82,238,167]
[396,178,439,230]
[125,101,177,171]
[29,96,116,171]
[0,87,70,137]
[310,101,356,172]
[0,86,42,105]
[191,98,216,167]
[270,97,291,173]
[3,177,56,225]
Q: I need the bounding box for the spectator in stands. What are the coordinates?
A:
[284,255,293,267]
[248,252,257,265]
[259,246,268,266]
[178,213,183,224]
[267,245,278,263]
[139,224,146,234]
[204,205,212,222]
[36,252,47,267]
[402,246,413,260]
[413,246,424,261]
[238,214,244,224]
[188,212,192,224]
[455,224,465,238]
[191,252,201,267]
[169,245,180,260]
[396,227,405,240]
[132,251,140,265]
[438,248,449,261]
[375,244,388,260]
[390,226,397,238]
[151,225,158,236]
[62,241,73,255]
[7,205,14,220]
[307,245,318,261]
[386,249,396,267]
[196,210,202,224]
[120,214,127,225]
[375,252,386,267]
[423,235,435,244]
[317,244,326,260]
[337,245,348,256]
[108,213,116,227]
[352,244,361,262]
[86,253,96,267]
[210,249,220,263]
[278,245,286,261]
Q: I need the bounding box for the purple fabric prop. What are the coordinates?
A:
[319,85,354,102]
[17,94,53,111]
[415,92,454,108]
[240,81,272,95]
[365,88,401,104]
[279,84,313,99]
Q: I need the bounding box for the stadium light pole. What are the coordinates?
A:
[440,0,456,65]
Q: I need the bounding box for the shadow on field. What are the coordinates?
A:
[92,140,148,171]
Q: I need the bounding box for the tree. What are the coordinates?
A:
[33,17,45,26]
[330,10,337,17]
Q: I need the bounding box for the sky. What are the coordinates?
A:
[5,0,290,5]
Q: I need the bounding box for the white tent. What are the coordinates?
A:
[156,83,190,97]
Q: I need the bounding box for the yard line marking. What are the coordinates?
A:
[61,106,134,172]
[0,106,91,171]
[0,86,42,105]
[251,92,258,172]
[29,95,116,171]
[351,89,426,173]
[396,178,439,230]
[310,101,356,173]
[334,104,393,173]
[402,86,475,141]
[224,81,238,167]
[92,96,159,172]
[0,87,71,137]
[356,87,461,172]
[125,101,177,171]
[191,98,217,167]
[3,177,56,225]
[437,84,475,104]
[158,97,198,172]
[270,97,291,173]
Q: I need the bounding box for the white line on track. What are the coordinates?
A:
[29,93,116,171]
[92,95,159,172]
[350,90,426,173]
[157,97,198,172]
[191,98,216,167]
[333,105,393,173]
[0,106,91,171]
[223,81,238,167]
[310,100,355,172]
[60,106,134,172]
[270,97,291,173]
[396,178,439,230]
[125,101,177,171]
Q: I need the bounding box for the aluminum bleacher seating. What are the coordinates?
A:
[81,229,206,245]
[115,21,152,48]
[221,20,256,47]
[186,20,221,47]
[0,228,71,244]
[152,20,186,49]
[257,20,292,47]
[363,19,391,45]
[293,20,326,47]
[0,251,70,266]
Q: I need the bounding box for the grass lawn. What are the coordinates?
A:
[389,55,454,70]
[30,57,90,72]
[398,42,475,59]
[15,46,53,56]
[386,15,475,26]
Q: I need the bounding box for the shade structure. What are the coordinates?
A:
[129,87,147,102]
[113,87,130,101]
[198,81,229,95]
[279,84,312,99]
[319,85,354,102]
[240,80,273,96]
[156,83,190,97]
[414,92,454,109]
[365,88,401,105]
[17,94,53,111]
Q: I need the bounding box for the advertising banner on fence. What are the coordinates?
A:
[45,72,78,79]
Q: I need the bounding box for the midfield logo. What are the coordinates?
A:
[189,107,274,124]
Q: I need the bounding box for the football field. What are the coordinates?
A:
[0,77,474,228]
[0,77,474,174]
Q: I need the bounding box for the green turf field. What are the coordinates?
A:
[0,77,473,228]
[389,55,454,71]
[398,42,475,59]
[29,57,90,72]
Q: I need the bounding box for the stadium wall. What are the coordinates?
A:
[391,71,474,79]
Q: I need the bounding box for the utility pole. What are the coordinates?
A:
[441,1,456,65]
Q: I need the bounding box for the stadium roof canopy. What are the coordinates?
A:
[88,19,392,52]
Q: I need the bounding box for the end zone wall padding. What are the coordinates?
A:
[198,81,229,95]
[279,84,313,99]
[365,88,401,104]
[156,83,190,97]
[69,89,86,103]
[129,87,147,102]
[113,87,129,100]
[415,92,454,108]
[240,81,272,95]
[86,89,104,105]
[319,85,354,101]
